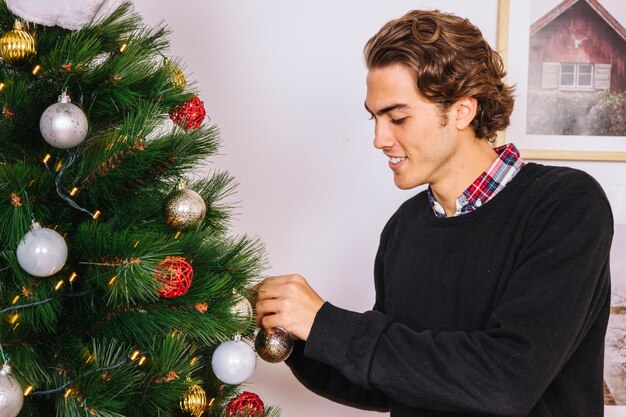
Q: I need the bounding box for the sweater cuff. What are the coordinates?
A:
[304,301,362,371]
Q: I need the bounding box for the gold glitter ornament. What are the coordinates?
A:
[163,182,207,230]
[0,21,36,66]
[164,58,186,90]
[254,327,294,363]
[180,384,207,417]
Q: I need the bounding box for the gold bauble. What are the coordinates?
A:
[180,384,207,417]
[254,327,294,363]
[164,58,187,90]
[0,21,36,66]
[163,182,207,230]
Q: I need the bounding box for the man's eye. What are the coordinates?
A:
[391,117,407,125]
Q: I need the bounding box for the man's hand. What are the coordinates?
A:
[254,274,325,341]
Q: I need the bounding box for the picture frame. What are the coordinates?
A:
[496,0,626,161]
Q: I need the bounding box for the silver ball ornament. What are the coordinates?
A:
[163,183,207,230]
[0,365,23,417]
[16,222,68,277]
[39,92,89,149]
[254,327,294,363]
[211,339,256,385]
[230,295,253,324]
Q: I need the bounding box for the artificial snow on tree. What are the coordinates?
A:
[0,2,280,416]
[5,0,122,30]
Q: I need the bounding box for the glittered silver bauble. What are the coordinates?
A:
[163,183,207,230]
[0,365,24,417]
[230,295,253,324]
[254,327,294,363]
[16,222,68,277]
[39,92,89,149]
[211,339,256,385]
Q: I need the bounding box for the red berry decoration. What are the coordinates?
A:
[153,256,193,298]
[226,391,265,417]
[169,95,206,130]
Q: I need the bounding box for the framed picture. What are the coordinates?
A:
[497,0,626,161]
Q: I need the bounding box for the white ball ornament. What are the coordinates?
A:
[211,338,256,385]
[17,222,68,277]
[39,92,89,149]
[0,365,23,417]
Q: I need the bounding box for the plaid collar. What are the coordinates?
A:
[428,143,525,218]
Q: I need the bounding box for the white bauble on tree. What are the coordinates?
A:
[17,223,68,277]
[0,365,23,417]
[39,92,89,149]
[6,0,122,30]
[211,338,256,385]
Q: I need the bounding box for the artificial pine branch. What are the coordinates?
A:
[0,1,277,415]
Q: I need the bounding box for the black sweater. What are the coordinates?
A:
[286,163,614,417]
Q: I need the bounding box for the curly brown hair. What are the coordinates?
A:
[364,10,514,140]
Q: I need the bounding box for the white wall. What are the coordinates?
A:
[132,1,626,416]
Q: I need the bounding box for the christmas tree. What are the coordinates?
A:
[0,1,280,416]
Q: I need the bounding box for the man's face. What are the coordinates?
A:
[365,64,458,190]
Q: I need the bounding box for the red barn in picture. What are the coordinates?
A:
[529,0,625,93]
[526,0,626,136]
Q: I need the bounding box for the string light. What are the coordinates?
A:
[133,240,140,248]
[32,64,41,75]
[55,160,63,171]
[190,357,198,366]
[64,388,74,398]
[9,313,19,324]
[0,82,5,92]
[54,280,64,291]
[108,275,117,286]
[92,210,101,220]
[68,272,77,283]
[85,353,95,364]
[42,153,52,164]
[69,187,79,197]
[23,386,34,396]
[174,231,181,239]
[130,350,140,361]
[11,295,19,304]
[119,43,128,53]
[138,356,147,366]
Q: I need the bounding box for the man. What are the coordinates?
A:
[255,9,613,417]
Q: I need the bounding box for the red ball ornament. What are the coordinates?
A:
[169,95,206,130]
[226,392,265,417]
[153,256,193,298]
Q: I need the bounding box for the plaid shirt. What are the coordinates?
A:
[428,143,525,218]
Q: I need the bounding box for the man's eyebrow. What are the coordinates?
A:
[364,102,409,117]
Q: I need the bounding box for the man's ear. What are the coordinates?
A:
[453,97,478,130]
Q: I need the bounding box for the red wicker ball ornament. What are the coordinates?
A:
[226,392,265,417]
[169,95,206,131]
[153,256,193,298]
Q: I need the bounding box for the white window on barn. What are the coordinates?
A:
[557,63,594,90]
[560,63,576,87]
[577,64,593,88]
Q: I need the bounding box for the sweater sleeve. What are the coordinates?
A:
[283,215,395,411]
[303,188,613,416]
